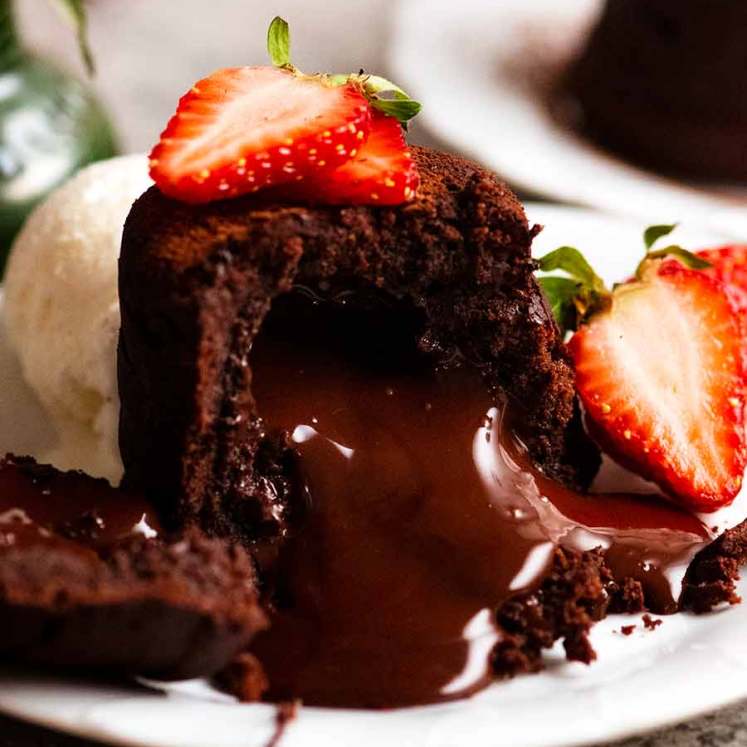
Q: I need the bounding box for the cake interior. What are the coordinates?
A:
[243,288,713,708]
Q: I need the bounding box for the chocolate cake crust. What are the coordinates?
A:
[118,146,599,543]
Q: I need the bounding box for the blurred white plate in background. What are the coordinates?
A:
[1,204,747,747]
[392,0,747,240]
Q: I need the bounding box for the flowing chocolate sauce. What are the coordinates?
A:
[248,292,712,708]
[0,458,159,556]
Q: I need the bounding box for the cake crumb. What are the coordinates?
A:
[642,614,662,631]
[681,519,747,613]
[619,624,636,636]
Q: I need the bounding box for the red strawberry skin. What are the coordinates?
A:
[696,245,747,318]
[570,261,747,511]
[149,67,371,204]
[275,111,419,205]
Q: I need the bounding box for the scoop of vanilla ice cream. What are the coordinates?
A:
[4,155,152,484]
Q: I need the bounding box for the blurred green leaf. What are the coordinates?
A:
[49,0,94,75]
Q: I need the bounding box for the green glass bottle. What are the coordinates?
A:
[0,0,116,267]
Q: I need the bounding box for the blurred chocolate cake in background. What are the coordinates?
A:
[570,0,747,181]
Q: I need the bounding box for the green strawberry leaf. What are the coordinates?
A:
[49,0,94,74]
[636,223,711,278]
[370,97,421,125]
[643,223,678,251]
[539,276,583,334]
[646,246,712,270]
[537,246,611,334]
[328,73,422,127]
[362,75,411,99]
[267,16,292,69]
[363,76,421,127]
[538,246,607,293]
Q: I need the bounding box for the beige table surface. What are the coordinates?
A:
[7,0,747,744]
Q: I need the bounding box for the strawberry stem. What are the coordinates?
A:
[265,17,421,128]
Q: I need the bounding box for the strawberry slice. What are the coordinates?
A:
[149,66,371,203]
[696,245,747,318]
[569,261,746,511]
[275,111,419,205]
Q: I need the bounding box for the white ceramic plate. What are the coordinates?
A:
[1,204,747,747]
[391,0,747,239]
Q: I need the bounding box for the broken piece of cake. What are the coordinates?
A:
[0,455,266,680]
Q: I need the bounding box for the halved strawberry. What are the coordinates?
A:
[569,261,746,511]
[149,66,371,204]
[274,111,419,205]
[696,245,747,318]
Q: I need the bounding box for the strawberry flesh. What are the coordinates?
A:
[696,245,747,319]
[274,111,419,205]
[570,261,746,511]
[149,66,371,203]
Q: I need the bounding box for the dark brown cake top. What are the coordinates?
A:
[123,146,527,273]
